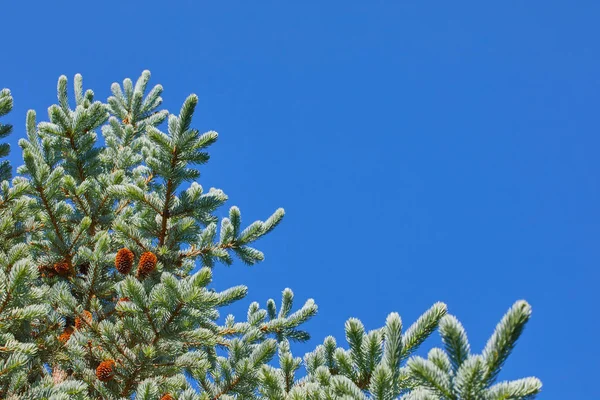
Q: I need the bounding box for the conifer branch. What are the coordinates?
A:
[0,70,541,399]
[212,376,241,400]
[36,185,66,247]
[152,302,184,345]
[158,166,176,247]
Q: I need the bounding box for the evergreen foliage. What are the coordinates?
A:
[405,302,542,399]
[0,71,541,399]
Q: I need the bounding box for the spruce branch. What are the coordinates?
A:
[402,302,448,360]
[454,355,486,399]
[439,314,470,372]
[407,356,454,399]
[482,301,532,386]
[0,70,541,399]
[485,377,542,400]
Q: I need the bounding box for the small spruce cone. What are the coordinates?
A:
[75,310,93,330]
[53,262,71,276]
[96,359,116,382]
[136,252,157,279]
[115,248,135,274]
[161,394,175,400]
[58,326,74,343]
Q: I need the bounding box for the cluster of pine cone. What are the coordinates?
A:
[115,248,157,279]
[53,249,160,387]
[92,249,158,384]
[40,249,157,280]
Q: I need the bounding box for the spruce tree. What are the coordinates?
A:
[0,71,542,399]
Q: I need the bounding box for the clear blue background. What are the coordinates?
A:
[2,1,598,398]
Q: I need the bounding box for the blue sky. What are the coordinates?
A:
[2,1,598,397]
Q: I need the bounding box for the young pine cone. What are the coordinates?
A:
[74,310,93,330]
[96,359,116,381]
[115,248,135,274]
[136,252,157,279]
[58,326,74,343]
[161,395,175,400]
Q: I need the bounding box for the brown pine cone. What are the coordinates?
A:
[75,310,93,330]
[96,359,116,382]
[160,394,175,400]
[53,262,71,276]
[58,326,74,343]
[136,251,157,279]
[115,248,135,274]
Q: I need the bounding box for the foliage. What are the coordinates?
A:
[0,71,541,399]
[405,302,542,399]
